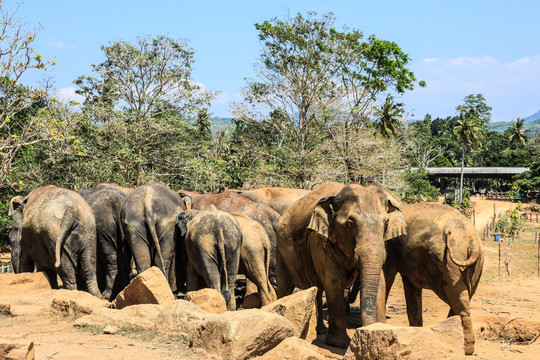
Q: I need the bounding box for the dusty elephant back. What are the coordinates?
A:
[234,187,312,215]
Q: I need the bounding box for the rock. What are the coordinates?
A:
[253,336,325,360]
[112,267,175,309]
[0,342,35,360]
[185,288,227,314]
[0,272,51,298]
[240,293,261,309]
[51,289,109,318]
[475,315,540,342]
[102,325,118,334]
[261,286,317,342]
[343,316,466,360]
[75,304,164,330]
[190,309,295,360]
[154,300,294,359]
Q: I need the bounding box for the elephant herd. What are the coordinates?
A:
[7,181,484,354]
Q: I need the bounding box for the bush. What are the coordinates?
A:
[402,168,440,203]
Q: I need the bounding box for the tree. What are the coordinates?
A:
[75,35,215,185]
[508,117,527,149]
[0,1,56,187]
[375,94,405,138]
[233,12,419,187]
[453,95,490,203]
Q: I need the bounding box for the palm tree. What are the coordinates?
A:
[453,107,483,204]
[375,94,405,138]
[508,117,527,149]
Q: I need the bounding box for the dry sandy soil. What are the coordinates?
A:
[1,196,540,359]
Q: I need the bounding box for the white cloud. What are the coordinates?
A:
[403,54,540,121]
[48,40,77,50]
[55,87,85,103]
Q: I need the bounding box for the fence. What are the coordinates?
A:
[0,264,11,273]
[522,212,540,223]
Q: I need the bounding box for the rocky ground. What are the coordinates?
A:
[1,196,540,359]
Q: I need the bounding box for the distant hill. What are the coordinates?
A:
[524,110,540,122]
[488,119,540,137]
[209,116,233,130]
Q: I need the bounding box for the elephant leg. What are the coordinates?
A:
[383,264,397,304]
[186,262,201,292]
[375,269,386,323]
[402,275,423,326]
[316,289,327,335]
[159,237,176,291]
[224,252,241,311]
[79,251,100,297]
[57,261,77,291]
[243,257,276,306]
[444,282,475,355]
[276,250,295,298]
[18,250,34,273]
[38,266,58,289]
[98,236,118,299]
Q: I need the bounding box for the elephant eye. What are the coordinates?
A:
[346,218,354,227]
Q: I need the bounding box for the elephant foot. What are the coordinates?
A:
[316,322,327,335]
[325,331,350,348]
[464,339,475,355]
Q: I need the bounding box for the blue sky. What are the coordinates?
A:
[13,0,540,122]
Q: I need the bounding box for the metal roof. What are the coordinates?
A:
[424,167,530,178]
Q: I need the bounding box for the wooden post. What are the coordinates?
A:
[536,229,539,244]
[487,223,491,239]
[498,236,501,277]
[494,203,497,223]
[473,209,476,226]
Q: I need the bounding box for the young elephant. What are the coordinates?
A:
[384,202,484,355]
[9,185,100,296]
[176,206,242,311]
[230,212,277,306]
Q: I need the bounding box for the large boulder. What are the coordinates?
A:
[112,267,175,309]
[75,304,164,330]
[253,336,325,360]
[261,287,317,342]
[0,272,50,298]
[190,309,294,360]
[154,300,294,360]
[343,316,466,360]
[185,288,227,314]
[0,342,35,360]
[50,289,109,318]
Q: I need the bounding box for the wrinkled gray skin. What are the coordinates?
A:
[384,202,484,355]
[83,187,130,300]
[9,185,100,296]
[121,182,186,291]
[184,191,281,287]
[277,182,407,348]
[176,206,242,311]
[233,187,312,215]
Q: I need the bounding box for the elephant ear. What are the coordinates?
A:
[9,196,26,226]
[380,188,406,241]
[177,191,192,210]
[307,196,335,244]
[176,210,198,238]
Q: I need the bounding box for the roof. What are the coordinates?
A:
[423,167,530,178]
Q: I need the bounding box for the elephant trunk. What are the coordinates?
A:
[356,235,386,326]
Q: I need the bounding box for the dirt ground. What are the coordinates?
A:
[1,196,540,359]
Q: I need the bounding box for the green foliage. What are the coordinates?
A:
[494,203,523,236]
[402,168,439,203]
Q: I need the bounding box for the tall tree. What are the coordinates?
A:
[453,98,488,203]
[75,35,215,185]
[233,12,420,187]
[375,94,405,138]
[508,117,527,149]
[0,1,57,187]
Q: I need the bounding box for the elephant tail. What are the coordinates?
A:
[55,206,77,269]
[144,191,165,271]
[217,227,230,304]
[445,231,482,268]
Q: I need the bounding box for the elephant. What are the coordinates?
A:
[176,206,242,310]
[277,182,406,348]
[8,185,100,296]
[83,186,130,300]
[180,190,281,286]
[232,187,312,215]
[229,212,276,306]
[384,202,484,355]
[121,182,186,291]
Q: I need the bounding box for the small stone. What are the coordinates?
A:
[102,325,118,334]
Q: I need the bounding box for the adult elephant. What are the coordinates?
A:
[277,182,406,348]
[384,202,484,355]
[181,191,281,286]
[232,187,311,215]
[83,186,130,300]
[176,206,242,310]
[121,182,186,291]
[9,185,100,296]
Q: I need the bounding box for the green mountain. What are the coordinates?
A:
[488,119,540,137]
[209,116,233,130]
